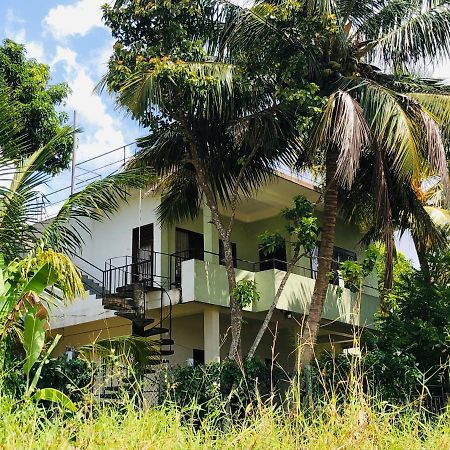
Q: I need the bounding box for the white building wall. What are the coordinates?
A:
[78,191,161,271]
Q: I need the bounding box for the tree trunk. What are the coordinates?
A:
[300,148,339,368]
[247,252,300,358]
[189,143,242,361]
[222,237,242,360]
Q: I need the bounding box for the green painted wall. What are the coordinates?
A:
[170,206,378,290]
[186,259,379,328]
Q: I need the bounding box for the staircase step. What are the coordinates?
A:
[104,303,134,312]
[115,311,137,321]
[133,327,169,338]
[158,338,174,346]
[116,284,135,294]
[134,317,155,328]
[103,294,134,306]
[159,349,174,356]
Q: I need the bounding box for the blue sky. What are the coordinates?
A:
[0,0,142,196]
[3,0,448,264]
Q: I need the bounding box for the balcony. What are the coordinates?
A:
[179,255,379,328]
[99,250,379,329]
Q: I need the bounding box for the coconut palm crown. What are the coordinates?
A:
[221,0,450,365]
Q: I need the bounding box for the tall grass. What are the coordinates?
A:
[1,336,448,449]
[0,381,449,449]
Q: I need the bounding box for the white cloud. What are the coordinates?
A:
[26,41,45,61]
[51,46,126,167]
[88,40,114,78]
[2,9,46,63]
[4,9,26,43]
[44,0,105,40]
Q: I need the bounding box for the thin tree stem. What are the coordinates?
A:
[248,250,301,358]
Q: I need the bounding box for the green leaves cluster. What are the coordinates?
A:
[0,39,71,174]
[362,251,450,396]
[232,280,260,309]
[259,195,319,258]
[339,245,379,293]
[0,252,82,412]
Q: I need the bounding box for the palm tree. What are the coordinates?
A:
[116,69,300,360]
[0,124,153,262]
[100,0,306,360]
[222,0,450,366]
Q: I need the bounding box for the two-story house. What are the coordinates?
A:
[50,171,379,371]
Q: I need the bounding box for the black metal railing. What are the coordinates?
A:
[97,247,379,299]
[104,252,177,293]
[170,249,379,294]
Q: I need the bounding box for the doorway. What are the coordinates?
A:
[132,223,154,283]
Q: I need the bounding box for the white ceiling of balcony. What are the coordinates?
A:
[220,173,321,223]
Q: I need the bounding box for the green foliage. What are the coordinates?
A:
[31,388,76,413]
[231,280,260,309]
[259,195,319,260]
[368,253,450,384]
[374,244,414,296]
[338,261,364,293]
[0,39,71,174]
[0,253,86,411]
[162,357,282,415]
[35,356,91,404]
[22,306,46,379]
[339,245,379,293]
[309,350,422,403]
[259,231,285,257]
[283,196,319,255]
[0,391,449,448]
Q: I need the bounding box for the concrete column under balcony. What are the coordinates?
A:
[204,306,221,363]
[203,205,219,264]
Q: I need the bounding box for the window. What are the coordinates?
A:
[259,241,287,271]
[193,349,205,366]
[219,240,237,267]
[175,228,204,261]
[174,228,204,285]
[310,244,356,285]
[331,246,356,285]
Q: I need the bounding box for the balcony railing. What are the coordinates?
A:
[169,249,379,294]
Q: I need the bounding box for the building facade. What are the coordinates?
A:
[50,173,379,371]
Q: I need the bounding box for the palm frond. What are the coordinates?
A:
[40,168,154,255]
[408,92,450,124]
[0,128,75,261]
[79,335,159,369]
[353,79,425,181]
[370,0,450,65]
[308,90,371,188]
[116,61,235,123]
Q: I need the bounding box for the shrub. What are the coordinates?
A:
[161,357,283,416]
[36,356,92,403]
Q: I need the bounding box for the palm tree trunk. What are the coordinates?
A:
[189,143,242,361]
[300,147,338,368]
[247,251,300,358]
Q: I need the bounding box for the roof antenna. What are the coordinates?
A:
[70,110,78,195]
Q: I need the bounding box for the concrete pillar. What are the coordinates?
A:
[204,306,221,363]
[203,205,219,263]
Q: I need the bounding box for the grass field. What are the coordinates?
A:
[0,390,449,449]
